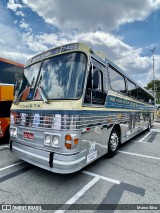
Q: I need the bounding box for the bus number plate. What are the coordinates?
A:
[23,132,34,141]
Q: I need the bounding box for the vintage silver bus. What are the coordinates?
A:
[9,43,155,173]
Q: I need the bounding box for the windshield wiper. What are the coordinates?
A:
[37,86,49,104]
[13,87,27,105]
[13,96,20,105]
[14,85,49,104]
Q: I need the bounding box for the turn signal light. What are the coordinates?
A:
[65,134,72,141]
[65,134,79,149]
[74,138,79,145]
[65,134,72,149]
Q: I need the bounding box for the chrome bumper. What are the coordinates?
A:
[10,141,86,174]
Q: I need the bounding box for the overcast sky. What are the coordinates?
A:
[0,0,160,87]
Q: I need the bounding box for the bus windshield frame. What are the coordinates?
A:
[19,52,87,101]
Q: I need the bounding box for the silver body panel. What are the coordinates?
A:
[10,110,153,173]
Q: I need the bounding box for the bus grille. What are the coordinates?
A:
[10,112,128,130]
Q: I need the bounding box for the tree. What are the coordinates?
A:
[147,80,160,92]
[147,80,160,104]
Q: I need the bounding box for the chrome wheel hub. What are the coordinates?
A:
[110,133,119,151]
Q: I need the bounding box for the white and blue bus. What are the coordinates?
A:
[10,43,155,173]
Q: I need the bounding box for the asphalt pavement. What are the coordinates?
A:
[0,122,160,213]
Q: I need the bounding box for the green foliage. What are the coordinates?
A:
[147,80,160,92]
[146,80,160,103]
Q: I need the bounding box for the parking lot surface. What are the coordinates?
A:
[0,122,160,213]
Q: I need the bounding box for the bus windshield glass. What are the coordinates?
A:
[37,52,87,99]
[17,62,41,100]
[25,62,41,87]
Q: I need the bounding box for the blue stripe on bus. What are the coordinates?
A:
[11,108,155,115]
[105,95,155,111]
[11,96,155,115]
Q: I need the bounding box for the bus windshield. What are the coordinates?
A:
[20,52,87,100]
[39,52,87,99]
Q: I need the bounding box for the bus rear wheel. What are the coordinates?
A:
[107,128,120,158]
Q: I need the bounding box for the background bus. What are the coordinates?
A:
[10,43,155,173]
[0,58,23,142]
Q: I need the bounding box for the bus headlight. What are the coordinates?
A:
[10,127,17,138]
[51,136,60,148]
[44,135,51,146]
[13,128,17,137]
[44,133,61,148]
[10,128,14,136]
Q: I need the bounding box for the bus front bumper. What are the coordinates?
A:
[10,141,86,174]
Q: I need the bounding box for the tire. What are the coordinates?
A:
[147,119,151,131]
[107,128,120,158]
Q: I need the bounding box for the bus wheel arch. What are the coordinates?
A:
[107,124,121,158]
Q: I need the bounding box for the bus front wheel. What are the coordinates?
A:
[107,128,120,158]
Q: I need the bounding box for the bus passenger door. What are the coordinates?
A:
[84,64,106,105]
[82,62,108,161]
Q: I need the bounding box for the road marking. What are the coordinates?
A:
[0,148,9,152]
[82,170,120,185]
[0,166,33,183]
[55,176,100,213]
[0,145,9,149]
[133,141,150,144]
[139,131,152,142]
[151,129,160,133]
[119,151,160,160]
[147,132,157,143]
[0,162,23,172]
[55,171,120,212]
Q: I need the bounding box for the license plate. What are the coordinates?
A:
[23,132,34,141]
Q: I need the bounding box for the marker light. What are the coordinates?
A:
[74,138,79,145]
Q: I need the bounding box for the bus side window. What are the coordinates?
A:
[84,65,106,105]
[108,66,126,94]
[127,79,137,98]
[93,70,101,90]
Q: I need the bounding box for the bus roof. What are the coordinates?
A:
[0,57,23,68]
[0,57,23,74]
[0,57,24,84]
[0,83,14,86]
[25,42,153,98]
